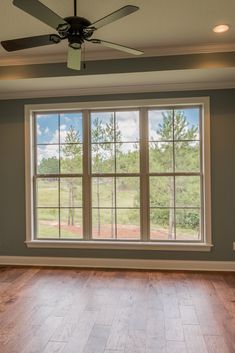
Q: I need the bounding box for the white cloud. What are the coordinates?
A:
[149,110,166,140]
[119,143,138,153]
[116,111,139,141]
[60,124,67,131]
[50,129,59,143]
[37,124,42,136]
[62,116,74,123]
[38,145,58,162]
[60,130,69,143]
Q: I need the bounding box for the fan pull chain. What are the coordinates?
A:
[83,43,86,69]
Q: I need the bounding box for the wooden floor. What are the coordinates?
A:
[0,267,234,353]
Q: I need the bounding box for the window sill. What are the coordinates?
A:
[25,240,213,252]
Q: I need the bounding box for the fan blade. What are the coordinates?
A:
[13,0,70,31]
[1,34,61,52]
[88,5,139,30]
[67,46,81,70]
[91,39,143,56]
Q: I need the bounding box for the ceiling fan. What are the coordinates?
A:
[1,0,143,70]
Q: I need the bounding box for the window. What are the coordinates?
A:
[35,112,83,239]
[148,108,201,241]
[25,98,211,250]
[91,110,141,240]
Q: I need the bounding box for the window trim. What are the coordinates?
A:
[25,97,212,251]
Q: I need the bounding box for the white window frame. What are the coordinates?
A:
[25,97,212,251]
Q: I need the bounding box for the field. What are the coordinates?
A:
[37,179,200,241]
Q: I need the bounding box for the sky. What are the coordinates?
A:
[36,108,200,162]
[90,111,139,142]
[149,108,200,141]
[37,113,83,162]
[37,113,83,145]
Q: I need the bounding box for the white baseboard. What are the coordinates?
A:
[0,256,234,271]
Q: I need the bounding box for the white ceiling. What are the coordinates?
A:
[1,0,235,63]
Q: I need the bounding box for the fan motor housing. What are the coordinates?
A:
[61,16,93,46]
[65,16,91,34]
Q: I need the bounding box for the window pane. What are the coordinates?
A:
[116,209,140,240]
[148,109,173,141]
[150,177,174,207]
[116,111,139,142]
[37,178,58,207]
[91,112,114,143]
[60,177,82,207]
[37,208,59,238]
[116,177,140,207]
[174,108,200,140]
[175,141,200,172]
[60,144,83,174]
[92,143,115,173]
[92,177,115,208]
[116,143,139,173]
[60,208,83,238]
[175,176,201,207]
[175,209,201,240]
[36,114,58,144]
[37,145,59,174]
[149,142,173,173]
[150,208,175,240]
[92,208,115,239]
[60,113,83,143]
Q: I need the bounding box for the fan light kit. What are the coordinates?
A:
[213,24,230,33]
[1,0,144,70]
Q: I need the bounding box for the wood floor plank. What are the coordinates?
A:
[105,307,132,350]
[22,316,63,353]
[183,324,208,353]
[41,341,66,353]
[180,304,198,325]
[146,308,165,338]
[166,340,187,353]
[125,329,147,352]
[60,310,98,353]
[205,335,231,353]
[146,336,166,353]
[83,324,110,353]
[165,318,184,341]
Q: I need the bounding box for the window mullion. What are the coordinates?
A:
[82,109,91,240]
[114,112,117,239]
[140,107,149,241]
[33,113,38,240]
[58,113,61,239]
[173,109,176,240]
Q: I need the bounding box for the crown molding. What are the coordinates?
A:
[1,42,235,66]
[1,80,235,100]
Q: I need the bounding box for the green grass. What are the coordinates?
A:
[37,224,82,239]
[36,179,199,240]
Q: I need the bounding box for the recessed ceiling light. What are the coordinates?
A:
[213,24,230,33]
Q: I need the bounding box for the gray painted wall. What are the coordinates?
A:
[0,89,234,261]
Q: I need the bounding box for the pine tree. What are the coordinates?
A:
[62,126,82,226]
[151,111,199,239]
